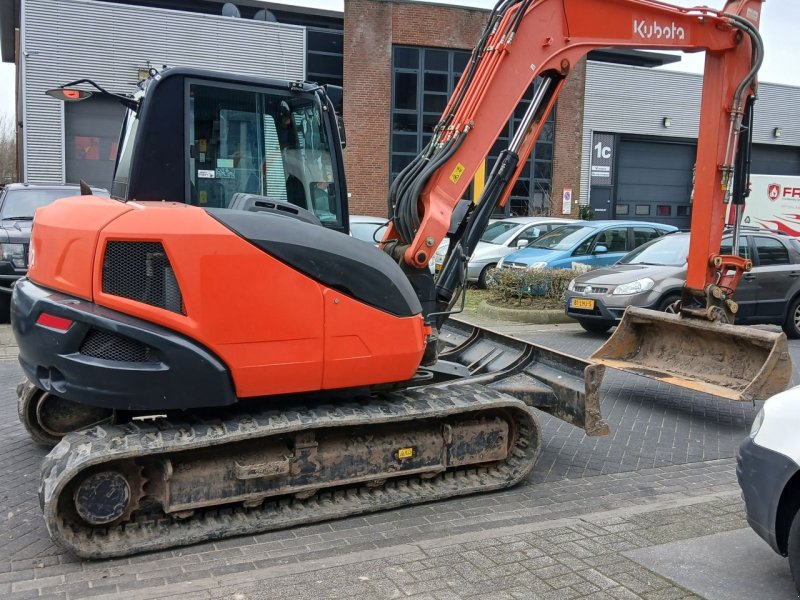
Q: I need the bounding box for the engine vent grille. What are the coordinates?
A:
[79,329,159,363]
[102,242,184,314]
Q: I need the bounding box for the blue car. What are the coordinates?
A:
[497,220,678,270]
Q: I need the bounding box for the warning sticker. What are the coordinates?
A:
[449,163,466,184]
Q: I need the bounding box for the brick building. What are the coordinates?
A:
[343,0,577,219]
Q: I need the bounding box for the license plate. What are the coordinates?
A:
[435,263,442,272]
[569,298,595,310]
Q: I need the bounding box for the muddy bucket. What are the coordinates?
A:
[591,306,792,402]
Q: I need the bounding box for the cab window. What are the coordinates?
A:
[187,83,339,225]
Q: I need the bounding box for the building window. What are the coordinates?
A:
[657,205,671,216]
[307,28,343,87]
[635,205,650,215]
[390,45,555,217]
[615,204,629,215]
[677,205,691,217]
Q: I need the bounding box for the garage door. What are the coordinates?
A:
[615,139,695,229]
[751,144,800,176]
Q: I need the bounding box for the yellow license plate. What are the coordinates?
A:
[569,298,595,310]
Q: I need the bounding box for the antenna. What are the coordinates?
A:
[253,9,277,22]
[221,2,241,18]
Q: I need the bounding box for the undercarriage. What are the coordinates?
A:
[42,383,540,559]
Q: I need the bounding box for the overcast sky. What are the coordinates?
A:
[1,0,798,122]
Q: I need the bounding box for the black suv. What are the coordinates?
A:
[0,183,108,319]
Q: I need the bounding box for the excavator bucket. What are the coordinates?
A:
[591,306,792,402]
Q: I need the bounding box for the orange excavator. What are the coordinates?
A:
[15,0,788,558]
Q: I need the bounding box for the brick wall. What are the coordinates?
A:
[551,57,587,218]
[343,0,584,218]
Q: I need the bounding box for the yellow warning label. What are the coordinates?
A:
[449,163,466,184]
[397,447,414,460]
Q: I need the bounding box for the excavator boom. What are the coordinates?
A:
[387,0,790,401]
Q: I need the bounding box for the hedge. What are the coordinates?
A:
[486,266,585,306]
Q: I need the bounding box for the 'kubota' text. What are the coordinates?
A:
[633,20,686,40]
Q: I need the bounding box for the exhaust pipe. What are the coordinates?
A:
[591,306,792,402]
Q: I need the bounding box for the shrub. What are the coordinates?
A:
[486,267,583,306]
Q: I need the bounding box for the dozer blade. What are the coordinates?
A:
[591,306,792,402]
[439,317,608,436]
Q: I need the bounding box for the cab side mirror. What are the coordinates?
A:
[516,239,529,249]
[594,244,608,254]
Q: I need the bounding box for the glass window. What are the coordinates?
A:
[480,220,521,243]
[425,49,448,71]
[394,72,417,110]
[719,236,751,259]
[594,227,629,252]
[620,233,689,267]
[515,225,543,244]
[391,46,554,217]
[635,205,650,216]
[573,234,595,256]
[423,94,447,113]
[615,204,629,215]
[657,205,671,216]
[188,83,339,224]
[529,225,594,251]
[754,236,790,266]
[677,205,691,217]
[424,73,448,93]
[633,227,660,247]
[394,47,419,69]
[65,96,126,191]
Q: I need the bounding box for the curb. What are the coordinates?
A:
[476,300,574,324]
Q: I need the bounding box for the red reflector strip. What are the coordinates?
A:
[36,313,74,332]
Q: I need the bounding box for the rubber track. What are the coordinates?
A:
[40,382,541,559]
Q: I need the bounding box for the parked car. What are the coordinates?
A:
[432,216,573,287]
[0,183,108,318]
[497,220,677,273]
[737,385,800,595]
[349,215,388,244]
[564,229,800,334]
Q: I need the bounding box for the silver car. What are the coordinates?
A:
[432,216,573,287]
[564,230,800,335]
[349,215,388,245]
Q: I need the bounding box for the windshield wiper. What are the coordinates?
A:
[3,216,34,221]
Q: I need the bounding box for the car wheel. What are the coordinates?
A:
[657,293,681,314]
[783,296,800,340]
[578,320,613,334]
[477,264,496,289]
[789,508,800,594]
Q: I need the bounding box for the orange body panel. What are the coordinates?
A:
[27,195,133,300]
[29,198,426,398]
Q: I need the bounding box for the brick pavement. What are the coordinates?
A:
[0,320,796,599]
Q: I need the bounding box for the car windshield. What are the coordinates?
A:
[1,189,81,219]
[350,222,386,243]
[481,221,521,244]
[619,234,689,266]
[529,225,592,250]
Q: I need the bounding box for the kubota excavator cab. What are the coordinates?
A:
[109,67,350,233]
